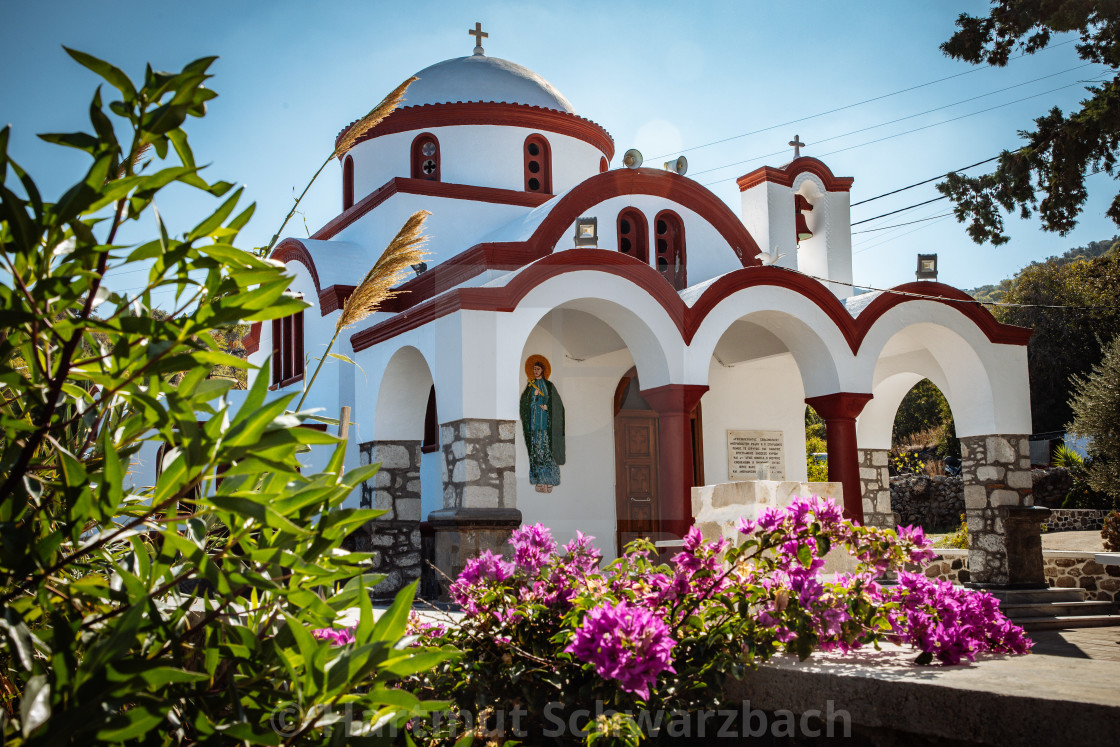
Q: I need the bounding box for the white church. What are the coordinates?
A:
[242,26,1039,594]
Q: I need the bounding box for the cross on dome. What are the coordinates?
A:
[788,134,806,159]
[469,22,488,56]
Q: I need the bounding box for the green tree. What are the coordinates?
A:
[994,250,1120,432]
[0,50,451,743]
[1067,333,1120,504]
[937,1,1120,244]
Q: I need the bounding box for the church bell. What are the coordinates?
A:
[795,194,814,241]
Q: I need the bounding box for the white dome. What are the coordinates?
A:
[403,55,575,113]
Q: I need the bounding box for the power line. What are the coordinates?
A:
[850,155,1009,207]
[699,80,1085,186]
[851,196,948,226]
[649,38,1079,161]
[851,212,955,234]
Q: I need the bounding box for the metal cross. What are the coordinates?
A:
[789,134,806,159]
[469,22,488,54]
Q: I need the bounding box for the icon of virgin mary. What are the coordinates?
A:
[519,354,565,493]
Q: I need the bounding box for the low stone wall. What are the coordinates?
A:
[889,474,963,531]
[921,549,1119,603]
[1047,508,1108,532]
[1032,466,1073,507]
[692,480,842,545]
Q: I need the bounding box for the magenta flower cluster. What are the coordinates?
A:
[423,498,1031,705]
[311,626,355,646]
[565,601,676,700]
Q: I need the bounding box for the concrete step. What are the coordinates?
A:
[1001,601,1115,619]
[988,587,1086,604]
[1016,614,1120,631]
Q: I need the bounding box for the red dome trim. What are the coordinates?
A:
[336,102,615,160]
[737,156,854,193]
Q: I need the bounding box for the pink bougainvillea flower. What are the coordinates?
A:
[565,601,677,700]
[509,522,557,574]
[312,626,356,646]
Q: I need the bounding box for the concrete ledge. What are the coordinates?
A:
[1096,552,1120,567]
[726,644,1120,746]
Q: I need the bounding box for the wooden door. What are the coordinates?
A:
[615,410,660,555]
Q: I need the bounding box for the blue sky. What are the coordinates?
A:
[2,0,1116,304]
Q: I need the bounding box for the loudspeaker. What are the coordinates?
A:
[623,149,643,169]
[663,156,688,175]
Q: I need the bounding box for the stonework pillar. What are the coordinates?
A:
[805,392,873,523]
[439,418,518,510]
[640,384,709,540]
[857,448,896,529]
[428,418,521,596]
[961,434,1047,587]
[351,440,422,600]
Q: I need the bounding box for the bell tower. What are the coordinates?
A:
[737,153,854,299]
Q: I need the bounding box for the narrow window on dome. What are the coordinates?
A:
[600,157,608,174]
[524,134,552,193]
[654,210,686,290]
[616,208,648,263]
[411,134,440,181]
[342,156,355,210]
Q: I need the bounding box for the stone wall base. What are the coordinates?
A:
[923,549,1119,604]
[427,507,522,599]
[857,448,895,529]
[344,520,422,601]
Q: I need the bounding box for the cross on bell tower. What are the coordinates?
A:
[469,22,488,56]
[788,134,806,159]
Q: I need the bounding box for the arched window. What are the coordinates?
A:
[422,385,439,453]
[599,157,609,174]
[524,134,552,193]
[411,134,440,181]
[342,156,355,210]
[654,210,686,290]
[616,208,648,262]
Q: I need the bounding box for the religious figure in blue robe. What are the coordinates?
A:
[520,358,565,492]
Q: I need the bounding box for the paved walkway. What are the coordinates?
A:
[1041,529,1105,552]
[1030,625,1120,662]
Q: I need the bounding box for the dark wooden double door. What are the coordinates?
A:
[613,370,703,556]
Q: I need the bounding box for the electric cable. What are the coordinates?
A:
[648,38,1078,161]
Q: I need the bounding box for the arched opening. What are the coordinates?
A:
[599,157,609,173]
[342,156,355,210]
[654,210,686,289]
[411,133,440,181]
[422,385,439,454]
[524,134,552,193]
[616,208,649,262]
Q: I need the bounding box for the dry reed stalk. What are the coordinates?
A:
[333,77,418,157]
[336,210,430,331]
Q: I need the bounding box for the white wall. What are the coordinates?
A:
[701,352,809,485]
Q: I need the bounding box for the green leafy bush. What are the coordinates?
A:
[0,50,451,744]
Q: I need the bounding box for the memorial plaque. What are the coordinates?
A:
[727,430,785,481]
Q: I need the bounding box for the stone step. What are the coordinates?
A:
[1001,600,1115,619]
[1015,614,1120,631]
[987,587,1086,604]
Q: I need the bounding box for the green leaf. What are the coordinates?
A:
[370,581,417,644]
[188,186,243,241]
[64,47,137,101]
[21,673,50,737]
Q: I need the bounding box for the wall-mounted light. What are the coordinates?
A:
[916,253,938,281]
[574,217,598,247]
[411,262,428,275]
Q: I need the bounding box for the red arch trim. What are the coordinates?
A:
[737,156,854,193]
[350,250,1031,353]
[335,102,616,160]
[272,238,321,295]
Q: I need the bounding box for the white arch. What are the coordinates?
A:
[687,285,850,395]
[373,345,435,440]
[855,302,1031,442]
[498,271,679,393]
